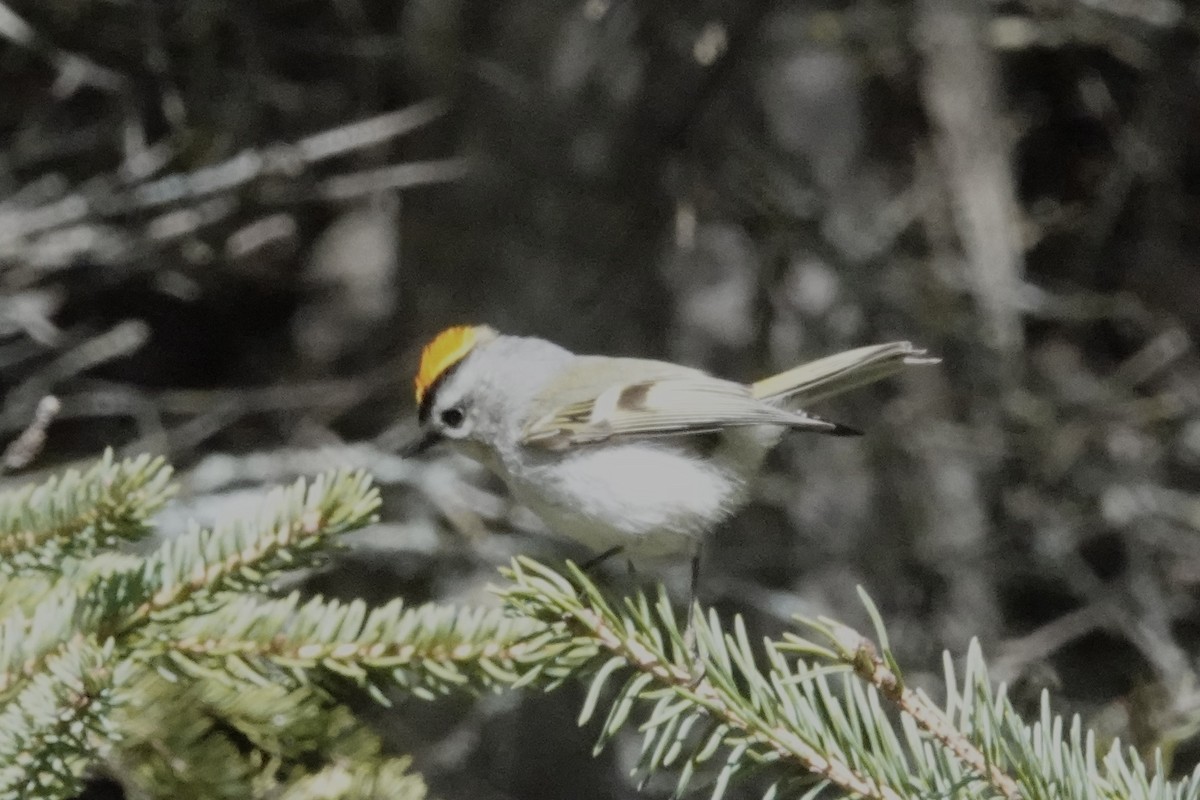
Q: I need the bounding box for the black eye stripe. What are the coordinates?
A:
[417,359,466,423]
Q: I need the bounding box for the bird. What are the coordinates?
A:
[404,325,935,596]
[403,326,936,594]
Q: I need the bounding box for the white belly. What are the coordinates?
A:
[497,431,777,559]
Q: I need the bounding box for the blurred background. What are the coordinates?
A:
[1,0,1199,797]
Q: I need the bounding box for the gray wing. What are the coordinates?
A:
[521,359,838,450]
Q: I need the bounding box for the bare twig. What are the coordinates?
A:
[991,601,1112,683]
[3,321,150,428]
[318,158,470,201]
[1,395,60,471]
[0,99,451,252]
[57,388,168,454]
[293,98,449,163]
[919,0,1024,360]
[0,2,127,95]
[1074,0,1183,27]
[827,623,1024,800]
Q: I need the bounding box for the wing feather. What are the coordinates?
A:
[521,374,836,449]
[518,343,936,450]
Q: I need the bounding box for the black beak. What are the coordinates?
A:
[400,429,443,458]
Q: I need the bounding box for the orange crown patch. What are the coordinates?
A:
[414,325,496,405]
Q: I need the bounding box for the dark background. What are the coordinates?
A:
[2,0,1199,797]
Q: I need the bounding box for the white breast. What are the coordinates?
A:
[497,429,780,559]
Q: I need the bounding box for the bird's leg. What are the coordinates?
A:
[573,545,625,605]
[683,543,706,684]
[579,545,624,575]
[688,546,701,611]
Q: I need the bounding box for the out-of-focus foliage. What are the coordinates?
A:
[0,453,420,800]
[1,0,1199,797]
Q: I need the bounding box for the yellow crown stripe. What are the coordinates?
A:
[414,325,495,405]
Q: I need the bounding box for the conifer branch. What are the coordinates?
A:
[0,463,386,800]
[0,451,173,574]
[806,613,1022,799]
[0,587,81,696]
[124,468,380,628]
[502,558,904,799]
[0,638,128,800]
[1,470,379,704]
[153,592,549,701]
[498,556,1200,800]
[276,758,427,800]
[109,670,387,800]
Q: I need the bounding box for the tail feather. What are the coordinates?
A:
[822,420,864,437]
[752,341,937,406]
[786,412,863,437]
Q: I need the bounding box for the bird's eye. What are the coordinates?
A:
[440,407,465,428]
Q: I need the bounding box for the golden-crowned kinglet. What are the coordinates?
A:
[405,326,936,576]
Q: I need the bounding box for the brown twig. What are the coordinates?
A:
[566,605,906,800]
[827,622,1023,800]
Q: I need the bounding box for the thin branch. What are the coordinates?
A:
[919,0,1025,360]
[2,321,150,429]
[2,395,59,472]
[318,158,470,201]
[575,603,904,800]
[0,99,450,250]
[0,2,127,95]
[503,561,911,800]
[822,620,1023,800]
